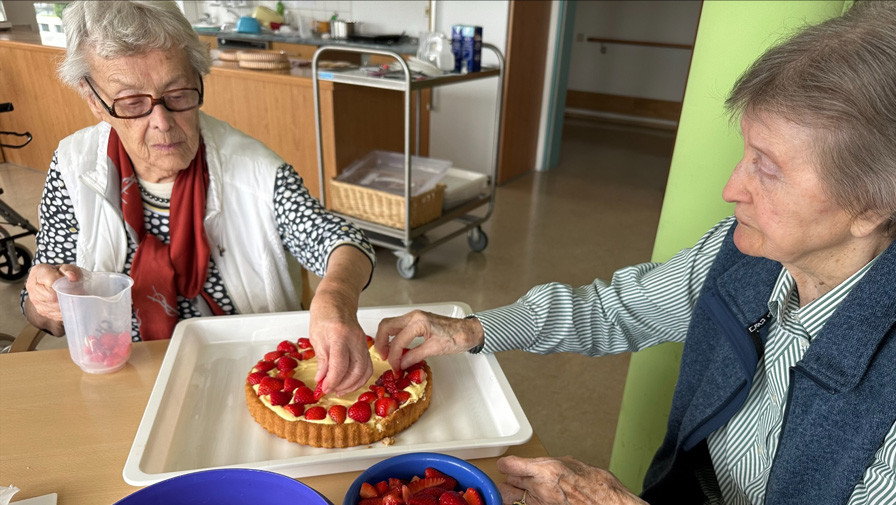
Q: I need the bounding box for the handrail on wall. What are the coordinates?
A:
[586,36,693,51]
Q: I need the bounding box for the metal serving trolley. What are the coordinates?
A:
[311,44,505,279]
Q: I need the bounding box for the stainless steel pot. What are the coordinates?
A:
[330,20,358,39]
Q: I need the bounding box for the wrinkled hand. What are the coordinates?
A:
[308,294,372,396]
[374,310,484,373]
[23,263,83,334]
[497,455,648,505]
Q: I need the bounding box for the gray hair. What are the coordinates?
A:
[58,1,211,90]
[726,0,896,235]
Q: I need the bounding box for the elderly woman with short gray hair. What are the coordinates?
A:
[374,2,896,504]
[22,0,377,396]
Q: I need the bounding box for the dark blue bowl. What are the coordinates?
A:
[343,452,501,505]
[116,468,333,505]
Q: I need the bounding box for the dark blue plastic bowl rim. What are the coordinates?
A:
[115,468,333,504]
[342,452,501,505]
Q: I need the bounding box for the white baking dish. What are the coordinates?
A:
[122,303,532,486]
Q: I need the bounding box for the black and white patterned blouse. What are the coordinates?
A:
[22,153,376,341]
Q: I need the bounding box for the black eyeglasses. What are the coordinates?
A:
[83,74,204,119]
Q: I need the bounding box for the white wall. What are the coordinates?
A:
[185,0,430,37]
[429,0,509,175]
[568,0,701,102]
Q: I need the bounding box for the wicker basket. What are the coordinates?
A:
[328,180,445,229]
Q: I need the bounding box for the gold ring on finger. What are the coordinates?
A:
[513,489,527,505]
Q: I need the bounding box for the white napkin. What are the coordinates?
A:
[1,487,57,505]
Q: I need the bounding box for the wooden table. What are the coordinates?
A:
[0,341,547,504]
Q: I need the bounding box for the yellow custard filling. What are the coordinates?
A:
[251,344,426,425]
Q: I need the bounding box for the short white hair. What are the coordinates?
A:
[58,1,211,89]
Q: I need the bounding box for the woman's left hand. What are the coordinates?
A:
[308,301,372,396]
[496,455,648,505]
[307,245,374,396]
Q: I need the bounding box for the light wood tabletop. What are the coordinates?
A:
[0,340,547,504]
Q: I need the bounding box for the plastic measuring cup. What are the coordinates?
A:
[53,271,134,374]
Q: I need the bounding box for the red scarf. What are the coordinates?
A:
[109,129,223,340]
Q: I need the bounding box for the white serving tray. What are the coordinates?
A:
[123,303,532,486]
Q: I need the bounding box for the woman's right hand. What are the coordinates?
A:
[374,310,484,373]
[23,263,83,335]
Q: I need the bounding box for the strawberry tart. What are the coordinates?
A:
[245,336,432,448]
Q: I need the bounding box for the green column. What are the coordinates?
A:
[608,0,849,493]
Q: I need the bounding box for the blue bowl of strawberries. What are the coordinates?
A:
[343,452,501,505]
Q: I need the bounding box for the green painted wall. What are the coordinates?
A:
[607,0,849,493]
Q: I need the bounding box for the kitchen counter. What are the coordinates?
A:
[207,28,419,56]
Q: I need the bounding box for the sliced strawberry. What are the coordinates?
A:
[415,487,446,498]
[282,377,304,393]
[276,355,297,371]
[328,404,347,424]
[283,403,304,417]
[408,494,439,505]
[391,391,412,404]
[375,480,390,496]
[276,368,294,380]
[438,491,467,505]
[359,499,383,505]
[374,397,399,417]
[313,382,326,401]
[366,335,374,348]
[292,385,316,405]
[424,468,458,491]
[257,376,284,396]
[406,477,445,495]
[370,385,387,398]
[247,371,268,385]
[359,391,378,403]
[301,349,316,360]
[382,493,403,505]
[348,400,372,423]
[388,477,406,491]
[407,368,427,384]
[264,350,284,362]
[462,488,484,505]
[297,337,312,349]
[396,377,412,390]
[269,390,292,406]
[254,360,276,372]
[360,481,379,499]
[99,332,118,349]
[304,406,327,420]
[277,340,298,353]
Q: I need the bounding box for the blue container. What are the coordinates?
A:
[450,25,464,73]
[236,16,261,34]
[343,452,502,505]
[460,25,482,73]
[115,468,333,505]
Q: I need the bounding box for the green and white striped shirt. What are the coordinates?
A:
[475,215,896,504]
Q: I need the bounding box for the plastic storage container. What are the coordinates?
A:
[336,150,451,197]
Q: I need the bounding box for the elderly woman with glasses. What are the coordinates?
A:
[21,0,376,396]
